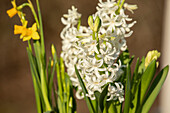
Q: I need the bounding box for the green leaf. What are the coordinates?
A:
[140,60,156,104]
[65,73,77,113]
[94,91,101,113]
[123,63,131,113]
[94,84,109,113]
[103,101,114,113]
[51,45,63,100]
[108,102,117,113]
[130,58,140,112]
[75,66,95,113]
[118,49,134,66]
[27,47,44,113]
[129,82,140,113]
[138,57,145,75]
[33,41,42,76]
[131,58,140,93]
[141,66,169,113]
[116,103,122,113]
[33,41,51,111]
[52,85,58,110]
[44,110,55,113]
[48,58,56,105]
[47,57,52,84]
[99,84,109,112]
[26,48,41,92]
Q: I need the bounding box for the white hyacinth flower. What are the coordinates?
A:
[60,0,136,103]
[124,3,138,14]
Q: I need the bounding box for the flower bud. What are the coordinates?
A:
[51,44,56,57]
[145,50,161,68]
[88,15,94,31]
[94,16,101,32]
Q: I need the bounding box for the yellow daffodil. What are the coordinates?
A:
[145,50,161,68]
[14,22,40,41]
[7,0,18,18]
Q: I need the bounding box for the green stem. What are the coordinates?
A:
[96,33,100,54]
[117,0,121,5]
[18,2,40,28]
[27,0,40,28]
[36,0,45,60]
[34,0,50,111]
[116,0,125,14]
[119,0,125,10]
[92,31,95,40]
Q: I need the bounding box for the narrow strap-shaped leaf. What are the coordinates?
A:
[47,57,52,103]
[138,57,145,74]
[27,47,45,112]
[27,48,41,91]
[130,58,140,113]
[108,102,117,113]
[52,84,58,110]
[141,66,169,113]
[66,73,77,113]
[94,91,101,113]
[116,103,122,113]
[60,57,66,94]
[51,45,63,100]
[30,63,42,113]
[103,101,114,113]
[131,58,140,93]
[48,59,56,105]
[33,41,51,111]
[129,82,140,113]
[140,60,156,104]
[33,41,42,77]
[47,57,52,85]
[99,84,109,112]
[123,63,131,113]
[75,66,95,113]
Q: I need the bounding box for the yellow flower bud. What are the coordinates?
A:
[51,44,56,57]
[88,15,94,31]
[145,50,161,68]
[94,16,101,32]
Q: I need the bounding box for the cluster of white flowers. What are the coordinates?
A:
[60,0,137,103]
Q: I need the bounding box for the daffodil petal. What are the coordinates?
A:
[23,36,31,41]
[20,34,24,39]
[32,23,37,31]
[32,32,40,40]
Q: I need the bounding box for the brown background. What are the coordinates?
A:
[0,0,164,113]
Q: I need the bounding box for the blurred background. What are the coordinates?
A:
[0,0,169,113]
